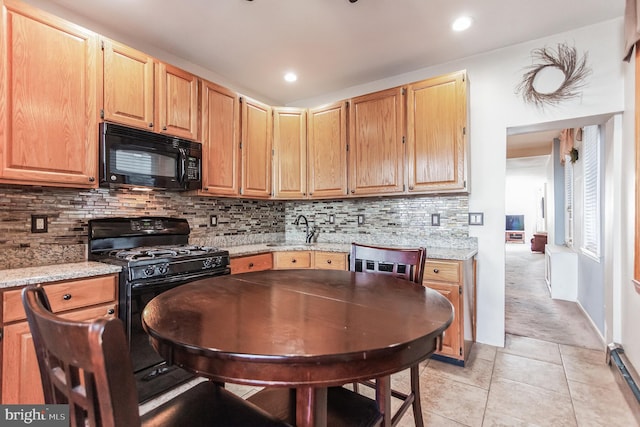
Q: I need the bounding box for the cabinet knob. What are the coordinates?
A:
[88,176,95,182]
[350,190,355,194]
[309,193,313,196]
[107,308,115,315]
[433,268,439,273]
[408,185,414,190]
[204,187,209,191]
[149,122,154,128]
[162,125,167,131]
[292,259,297,263]
[63,294,72,301]
[248,262,254,268]
[303,192,306,196]
[327,260,332,264]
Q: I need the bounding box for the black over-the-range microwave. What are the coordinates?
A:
[99,123,202,191]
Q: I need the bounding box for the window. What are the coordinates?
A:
[582,125,601,258]
[564,153,574,246]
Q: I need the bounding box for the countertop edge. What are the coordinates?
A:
[0,262,122,289]
[227,243,478,261]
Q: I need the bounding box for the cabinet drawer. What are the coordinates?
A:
[423,260,460,283]
[2,275,117,323]
[313,252,347,270]
[230,253,273,274]
[273,251,312,269]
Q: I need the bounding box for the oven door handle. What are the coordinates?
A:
[130,268,230,291]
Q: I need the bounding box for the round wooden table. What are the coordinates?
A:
[142,269,453,426]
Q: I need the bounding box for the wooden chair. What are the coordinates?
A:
[350,242,427,427]
[21,284,290,427]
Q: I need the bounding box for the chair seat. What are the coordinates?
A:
[248,386,382,427]
[142,381,290,427]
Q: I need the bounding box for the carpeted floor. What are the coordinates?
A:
[505,243,603,350]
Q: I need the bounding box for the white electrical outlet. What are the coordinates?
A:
[357,214,365,225]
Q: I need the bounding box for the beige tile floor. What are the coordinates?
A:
[213,335,639,426]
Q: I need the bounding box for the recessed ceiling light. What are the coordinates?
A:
[452,16,472,32]
[284,72,297,83]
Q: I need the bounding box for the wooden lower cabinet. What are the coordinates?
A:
[273,251,312,269]
[230,253,273,274]
[312,251,347,270]
[0,274,118,404]
[423,258,475,366]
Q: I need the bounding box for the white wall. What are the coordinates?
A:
[505,161,548,243]
[294,19,626,347]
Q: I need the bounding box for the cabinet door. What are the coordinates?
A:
[156,62,198,140]
[273,108,307,199]
[102,38,154,130]
[200,80,240,196]
[273,251,312,269]
[424,282,461,359]
[307,102,348,198]
[2,303,117,404]
[240,97,272,198]
[348,87,405,196]
[0,0,99,188]
[230,253,272,274]
[313,252,347,270]
[406,71,467,193]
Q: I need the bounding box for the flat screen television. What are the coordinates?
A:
[506,214,524,231]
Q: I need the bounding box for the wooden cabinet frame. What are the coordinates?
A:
[635,44,640,293]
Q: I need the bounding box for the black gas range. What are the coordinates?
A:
[88,217,230,403]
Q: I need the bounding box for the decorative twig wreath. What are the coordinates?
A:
[516,43,590,107]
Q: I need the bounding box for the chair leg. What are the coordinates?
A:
[410,365,424,427]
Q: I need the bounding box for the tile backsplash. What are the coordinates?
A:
[0,185,475,269]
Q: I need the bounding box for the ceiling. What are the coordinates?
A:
[33,0,624,106]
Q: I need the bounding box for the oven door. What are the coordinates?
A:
[124,267,229,402]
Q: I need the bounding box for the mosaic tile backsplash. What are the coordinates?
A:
[0,185,474,269]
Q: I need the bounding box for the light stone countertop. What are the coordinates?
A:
[0,244,476,290]
[225,242,477,261]
[0,262,122,289]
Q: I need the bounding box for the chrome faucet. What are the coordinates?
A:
[294,214,317,243]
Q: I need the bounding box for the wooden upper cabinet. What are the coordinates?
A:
[273,107,307,199]
[156,62,198,140]
[406,71,468,193]
[102,39,154,130]
[200,79,240,196]
[348,87,405,196]
[0,0,99,188]
[240,97,272,198]
[307,102,348,198]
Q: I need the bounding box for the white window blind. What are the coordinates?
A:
[582,125,601,258]
[564,154,574,246]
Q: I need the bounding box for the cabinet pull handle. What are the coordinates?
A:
[63,294,72,300]
[107,308,115,315]
[248,263,254,268]
[433,268,439,273]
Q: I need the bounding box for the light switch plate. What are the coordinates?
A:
[468,212,484,226]
[329,214,335,224]
[357,214,365,225]
[210,215,218,226]
[31,215,48,233]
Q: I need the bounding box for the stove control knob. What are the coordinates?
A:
[158,264,169,275]
[203,257,214,269]
[144,266,156,277]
